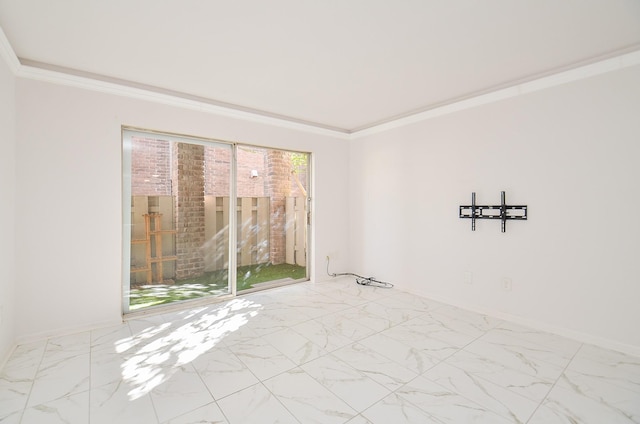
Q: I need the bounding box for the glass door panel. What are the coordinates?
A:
[235,146,309,293]
[122,130,233,313]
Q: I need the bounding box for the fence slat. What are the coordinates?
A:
[294,197,307,266]
[131,196,149,284]
[204,196,218,272]
[257,197,270,263]
[240,197,253,266]
[222,197,230,269]
[158,197,175,279]
[135,196,273,276]
[285,197,295,264]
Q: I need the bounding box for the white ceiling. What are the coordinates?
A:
[1,0,639,133]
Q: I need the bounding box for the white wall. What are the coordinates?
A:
[14,78,350,341]
[0,51,16,363]
[11,54,640,356]
[350,64,640,354]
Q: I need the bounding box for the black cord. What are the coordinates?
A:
[326,257,394,288]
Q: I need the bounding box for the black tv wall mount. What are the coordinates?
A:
[459,191,527,232]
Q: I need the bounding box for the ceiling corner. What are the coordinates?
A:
[0,24,20,74]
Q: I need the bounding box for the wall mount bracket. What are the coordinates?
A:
[459,191,527,232]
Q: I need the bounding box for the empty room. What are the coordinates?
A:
[1,1,639,423]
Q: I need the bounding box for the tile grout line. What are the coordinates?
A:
[88,333,92,424]
[125,317,176,424]
[436,324,583,424]
[258,379,304,424]
[299,296,443,418]
[19,338,49,423]
[189,357,229,424]
[298,352,391,416]
[6,284,637,424]
[144,385,162,424]
[523,342,585,423]
[224,289,395,421]
[393,324,514,422]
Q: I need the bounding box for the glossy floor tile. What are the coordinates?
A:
[1,277,639,423]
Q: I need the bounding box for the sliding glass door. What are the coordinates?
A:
[122,129,234,313]
[122,129,309,313]
[235,146,309,293]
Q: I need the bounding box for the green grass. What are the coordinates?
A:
[129,263,306,310]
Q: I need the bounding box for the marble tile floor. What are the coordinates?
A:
[1,278,639,423]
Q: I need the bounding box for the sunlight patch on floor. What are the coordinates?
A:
[118,298,262,400]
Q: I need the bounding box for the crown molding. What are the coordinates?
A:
[0,23,350,140]
[0,25,20,74]
[351,48,640,139]
[16,63,352,140]
[3,19,639,142]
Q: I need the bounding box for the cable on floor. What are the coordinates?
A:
[325,256,394,288]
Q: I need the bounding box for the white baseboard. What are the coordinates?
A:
[0,342,17,372]
[15,318,123,347]
[7,282,639,365]
[404,287,640,358]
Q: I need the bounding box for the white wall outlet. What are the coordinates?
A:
[464,271,473,284]
[502,277,512,291]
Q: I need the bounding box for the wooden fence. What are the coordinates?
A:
[286,196,307,266]
[130,195,306,282]
[203,196,270,271]
[130,196,176,284]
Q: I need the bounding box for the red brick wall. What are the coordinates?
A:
[172,143,206,279]
[132,139,308,199]
[131,137,172,196]
[131,138,309,273]
[266,150,292,265]
[237,147,266,197]
[204,146,230,196]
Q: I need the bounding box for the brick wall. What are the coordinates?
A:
[131,137,172,196]
[131,138,309,274]
[237,147,266,197]
[132,139,307,199]
[266,150,292,265]
[204,146,231,196]
[172,143,206,279]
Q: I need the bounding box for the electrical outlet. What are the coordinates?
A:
[464,271,472,284]
[502,277,512,291]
